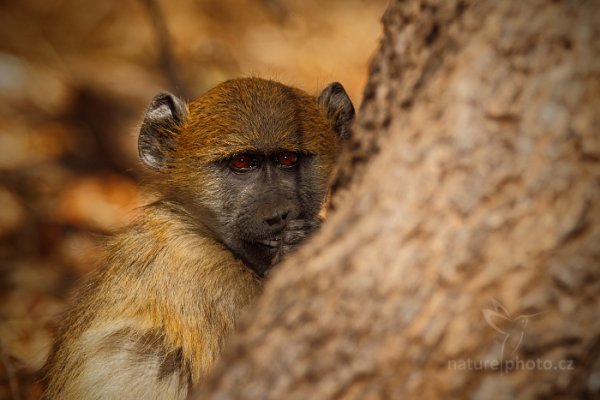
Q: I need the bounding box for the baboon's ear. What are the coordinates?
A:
[317,82,355,141]
[138,92,188,170]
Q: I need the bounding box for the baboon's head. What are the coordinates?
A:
[138,78,354,271]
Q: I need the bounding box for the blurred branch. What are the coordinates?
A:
[260,0,290,23]
[0,339,20,400]
[141,0,190,99]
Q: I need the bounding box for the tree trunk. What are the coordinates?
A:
[194,0,600,398]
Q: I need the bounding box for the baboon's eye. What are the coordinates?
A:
[277,152,299,168]
[230,153,258,171]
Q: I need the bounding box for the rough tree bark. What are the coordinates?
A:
[194,0,600,398]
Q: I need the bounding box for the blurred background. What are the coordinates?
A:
[0,0,388,397]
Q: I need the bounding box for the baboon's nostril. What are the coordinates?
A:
[265,209,290,227]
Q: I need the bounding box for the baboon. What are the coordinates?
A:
[43,78,354,399]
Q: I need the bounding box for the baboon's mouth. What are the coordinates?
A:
[256,238,281,248]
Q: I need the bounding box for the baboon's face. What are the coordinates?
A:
[204,148,325,270]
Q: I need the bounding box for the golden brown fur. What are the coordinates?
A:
[43,78,354,399]
[44,203,262,399]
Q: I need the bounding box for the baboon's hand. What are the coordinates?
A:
[271,218,321,266]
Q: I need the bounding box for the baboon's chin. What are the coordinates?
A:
[236,239,280,277]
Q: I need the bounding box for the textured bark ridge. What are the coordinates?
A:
[194,1,600,398]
